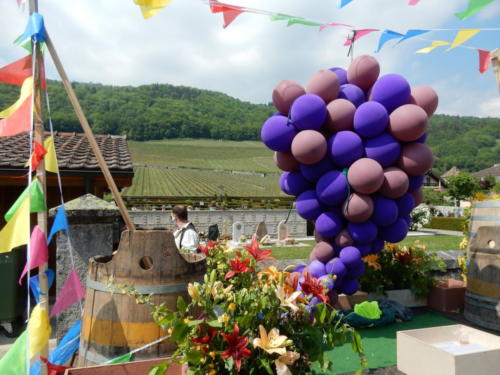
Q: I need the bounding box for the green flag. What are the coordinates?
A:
[106,352,133,364]
[0,331,27,375]
[455,0,495,20]
[287,19,322,27]
[4,180,46,222]
[269,13,295,21]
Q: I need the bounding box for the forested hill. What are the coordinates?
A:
[0,80,498,174]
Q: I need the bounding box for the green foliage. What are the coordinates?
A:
[423,188,448,206]
[478,174,496,191]
[446,172,481,201]
[423,217,466,231]
[494,182,500,193]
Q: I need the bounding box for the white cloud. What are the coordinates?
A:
[480,97,500,117]
[0,0,497,118]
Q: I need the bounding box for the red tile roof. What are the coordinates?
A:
[0,131,133,171]
[474,164,500,178]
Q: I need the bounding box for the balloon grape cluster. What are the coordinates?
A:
[261,55,437,296]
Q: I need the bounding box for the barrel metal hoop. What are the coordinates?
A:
[465,292,500,312]
[466,291,500,306]
[473,201,500,208]
[86,278,195,295]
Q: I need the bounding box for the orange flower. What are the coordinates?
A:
[363,255,381,270]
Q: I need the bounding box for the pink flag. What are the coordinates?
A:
[344,29,378,46]
[409,0,420,5]
[50,268,85,317]
[319,22,353,32]
[223,9,243,28]
[478,49,491,74]
[19,226,48,284]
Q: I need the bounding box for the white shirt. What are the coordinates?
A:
[173,222,199,253]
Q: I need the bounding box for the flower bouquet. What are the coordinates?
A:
[145,240,366,374]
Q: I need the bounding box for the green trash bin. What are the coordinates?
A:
[0,247,27,337]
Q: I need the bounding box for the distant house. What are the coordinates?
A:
[0,131,134,226]
[473,164,500,182]
[424,170,447,191]
[442,166,460,179]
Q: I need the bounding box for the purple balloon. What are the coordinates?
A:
[316,170,349,206]
[371,238,385,254]
[353,102,388,138]
[296,190,324,220]
[396,193,415,217]
[261,115,297,152]
[294,265,306,273]
[380,217,409,243]
[328,131,364,167]
[280,171,311,196]
[300,156,335,182]
[416,132,428,143]
[364,133,401,167]
[354,243,371,256]
[326,258,347,278]
[402,215,411,227]
[318,275,335,290]
[370,74,411,113]
[330,67,348,85]
[315,211,344,238]
[408,175,424,192]
[341,279,359,295]
[348,221,378,244]
[371,196,399,227]
[290,94,327,131]
[339,246,362,268]
[338,84,366,108]
[309,259,327,278]
[346,261,365,280]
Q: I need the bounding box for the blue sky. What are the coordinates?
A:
[1,0,499,117]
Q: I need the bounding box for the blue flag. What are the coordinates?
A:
[339,0,354,8]
[376,30,404,52]
[48,206,69,243]
[29,269,55,303]
[397,29,430,45]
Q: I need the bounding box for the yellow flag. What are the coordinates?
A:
[43,136,59,173]
[447,29,480,51]
[416,40,450,54]
[134,0,173,19]
[0,76,33,118]
[28,304,51,358]
[0,196,30,253]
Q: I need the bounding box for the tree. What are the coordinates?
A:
[423,188,447,206]
[446,172,480,203]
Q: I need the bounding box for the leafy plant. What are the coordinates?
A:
[446,172,481,203]
[359,242,446,298]
[409,204,431,231]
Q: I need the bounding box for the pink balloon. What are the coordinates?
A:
[379,167,409,199]
[314,230,332,243]
[342,193,374,223]
[272,80,306,115]
[310,241,336,263]
[409,86,439,117]
[306,70,340,104]
[291,130,327,165]
[388,104,428,142]
[347,55,380,90]
[335,229,353,248]
[347,158,384,194]
[411,188,424,206]
[274,151,299,172]
[398,143,434,176]
[325,99,355,133]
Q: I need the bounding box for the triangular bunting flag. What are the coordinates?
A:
[28,304,52,358]
[44,136,59,174]
[397,29,430,45]
[344,29,378,46]
[287,18,322,27]
[478,49,491,74]
[0,196,30,253]
[376,30,404,52]
[223,9,243,28]
[270,13,296,22]
[47,205,69,243]
[29,269,55,303]
[41,357,73,374]
[319,22,353,32]
[0,55,46,88]
[0,76,33,118]
[14,13,46,51]
[106,352,133,364]
[456,0,496,20]
[409,0,421,4]
[19,226,48,284]
[4,180,46,222]
[134,0,173,19]
[339,0,354,8]
[415,40,450,54]
[0,94,32,137]
[0,331,27,374]
[50,268,85,317]
[25,141,47,172]
[447,29,480,51]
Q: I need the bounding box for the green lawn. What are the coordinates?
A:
[270,235,462,260]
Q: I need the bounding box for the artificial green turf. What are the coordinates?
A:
[318,312,456,375]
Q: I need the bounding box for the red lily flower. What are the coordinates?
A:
[198,241,217,256]
[244,238,276,263]
[300,272,329,303]
[221,324,252,372]
[190,326,219,354]
[225,257,253,279]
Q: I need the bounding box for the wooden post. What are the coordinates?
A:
[28,1,49,374]
[492,49,500,92]
[44,33,135,231]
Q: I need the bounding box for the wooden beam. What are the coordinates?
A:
[44,32,135,231]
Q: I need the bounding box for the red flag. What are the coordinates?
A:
[478,49,491,74]
[209,0,227,13]
[208,0,244,28]
[344,29,379,46]
[223,9,243,28]
[41,357,72,375]
[27,141,47,171]
[50,268,85,317]
[0,95,32,137]
[0,55,46,89]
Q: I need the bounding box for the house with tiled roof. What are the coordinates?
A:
[442,166,461,179]
[0,131,134,226]
[473,164,500,182]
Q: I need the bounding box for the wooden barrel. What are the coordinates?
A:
[468,200,500,242]
[77,230,206,366]
[464,226,500,331]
